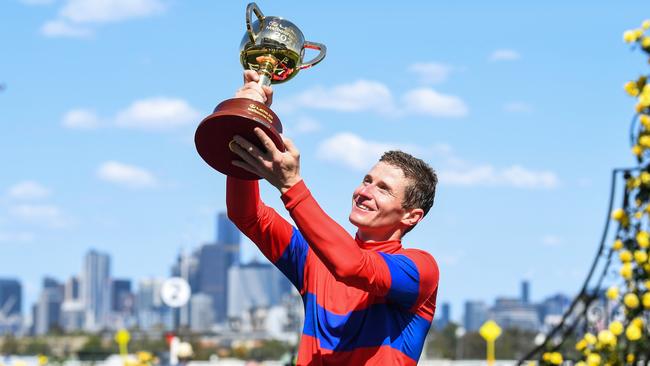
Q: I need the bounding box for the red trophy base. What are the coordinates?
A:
[195,98,285,180]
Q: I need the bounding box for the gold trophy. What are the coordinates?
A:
[195,3,326,179]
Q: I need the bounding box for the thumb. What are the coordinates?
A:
[282,135,299,155]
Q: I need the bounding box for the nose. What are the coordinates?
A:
[357,183,373,198]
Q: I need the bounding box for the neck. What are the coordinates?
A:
[356,228,403,243]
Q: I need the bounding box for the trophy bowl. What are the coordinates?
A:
[195,3,326,180]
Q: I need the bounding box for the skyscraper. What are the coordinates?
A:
[111,279,132,313]
[464,300,488,332]
[34,277,64,335]
[521,280,530,304]
[433,302,451,330]
[0,278,22,333]
[82,249,111,331]
[217,212,241,251]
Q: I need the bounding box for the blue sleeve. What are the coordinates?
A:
[274,227,309,292]
[378,252,421,309]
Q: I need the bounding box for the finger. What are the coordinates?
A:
[243,70,260,84]
[232,135,269,162]
[262,85,273,106]
[253,128,280,158]
[282,135,299,155]
[231,159,261,176]
[241,82,267,102]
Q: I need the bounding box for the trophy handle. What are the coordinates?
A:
[245,3,265,43]
[299,41,327,70]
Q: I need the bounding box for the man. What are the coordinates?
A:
[226,70,439,365]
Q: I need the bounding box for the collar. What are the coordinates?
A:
[355,234,403,254]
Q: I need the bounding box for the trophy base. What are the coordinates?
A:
[195,98,285,180]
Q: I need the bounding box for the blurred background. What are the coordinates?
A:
[1,0,648,364]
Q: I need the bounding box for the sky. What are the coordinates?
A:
[1,0,648,323]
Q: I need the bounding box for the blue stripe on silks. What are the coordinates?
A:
[301,292,431,361]
[378,252,420,310]
[274,227,309,291]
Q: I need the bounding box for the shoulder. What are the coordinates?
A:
[400,248,439,283]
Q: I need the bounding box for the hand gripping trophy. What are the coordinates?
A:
[195,3,326,179]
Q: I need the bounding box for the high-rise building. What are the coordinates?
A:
[0,278,22,333]
[136,278,170,330]
[190,293,214,333]
[34,277,64,335]
[433,302,451,330]
[521,280,530,304]
[490,297,540,332]
[61,276,84,332]
[227,262,291,328]
[464,300,488,332]
[82,249,111,331]
[217,212,241,251]
[111,279,132,313]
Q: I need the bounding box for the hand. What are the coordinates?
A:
[234,70,274,107]
[229,128,301,194]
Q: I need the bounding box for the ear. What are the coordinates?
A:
[401,208,424,228]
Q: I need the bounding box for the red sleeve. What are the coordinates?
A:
[226,176,294,263]
[281,180,438,309]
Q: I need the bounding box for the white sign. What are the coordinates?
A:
[161,277,191,308]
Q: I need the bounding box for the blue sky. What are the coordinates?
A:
[1,0,648,322]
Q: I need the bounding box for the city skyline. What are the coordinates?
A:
[2,1,647,329]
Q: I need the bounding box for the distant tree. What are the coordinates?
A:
[24,338,51,356]
[1,334,20,355]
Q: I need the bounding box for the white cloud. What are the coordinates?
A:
[440,164,559,189]
[40,0,166,38]
[504,102,532,113]
[97,161,158,188]
[0,231,35,243]
[59,0,165,23]
[41,19,92,38]
[317,133,397,171]
[294,80,396,113]
[285,80,468,119]
[62,108,101,129]
[9,204,72,228]
[401,88,468,118]
[115,97,200,130]
[408,62,453,84]
[489,49,521,62]
[291,117,321,134]
[7,181,50,200]
[541,235,563,247]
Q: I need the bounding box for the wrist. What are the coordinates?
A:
[279,176,302,195]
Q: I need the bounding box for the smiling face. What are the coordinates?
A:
[349,162,417,241]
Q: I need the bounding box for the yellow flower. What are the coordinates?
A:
[643,20,650,30]
[609,320,624,335]
[542,352,551,362]
[624,29,639,43]
[635,250,648,263]
[632,145,644,156]
[642,172,650,185]
[638,231,650,248]
[626,81,640,96]
[621,262,633,279]
[645,280,650,288]
[625,293,640,308]
[550,352,563,365]
[632,317,644,328]
[606,286,619,299]
[584,332,597,345]
[575,338,588,351]
[645,263,650,273]
[626,323,642,341]
[576,362,586,366]
[627,354,636,363]
[635,211,644,219]
[640,135,650,148]
[613,239,624,250]
[612,208,626,221]
[641,93,650,108]
[597,329,616,346]
[587,353,601,366]
[641,292,650,309]
[620,250,633,262]
[642,114,650,127]
[644,37,650,48]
